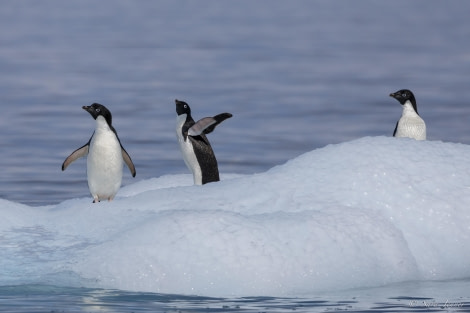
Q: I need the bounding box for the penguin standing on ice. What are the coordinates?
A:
[62,103,136,203]
[390,89,426,140]
[175,99,232,185]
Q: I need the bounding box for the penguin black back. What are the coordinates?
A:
[190,135,220,184]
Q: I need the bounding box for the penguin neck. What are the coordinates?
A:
[176,113,194,129]
[402,100,419,117]
[176,113,189,141]
[176,113,188,127]
[95,116,112,133]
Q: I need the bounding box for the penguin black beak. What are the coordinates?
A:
[82,105,95,117]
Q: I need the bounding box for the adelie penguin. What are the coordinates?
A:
[62,103,136,203]
[175,99,232,185]
[390,89,426,140]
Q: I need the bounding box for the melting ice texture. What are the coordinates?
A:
[1,136,470,297]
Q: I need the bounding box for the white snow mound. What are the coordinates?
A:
[1,136,469,297]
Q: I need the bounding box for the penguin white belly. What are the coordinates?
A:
[396,116,426,140]
[87,124,123,201]
[176,115,202,185]
[179,138,203,185]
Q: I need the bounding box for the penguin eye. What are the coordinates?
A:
[184,105,188,109]
[96,108,101,113]
[401,93,407,98]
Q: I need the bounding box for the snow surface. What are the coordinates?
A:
[1,136,470,297]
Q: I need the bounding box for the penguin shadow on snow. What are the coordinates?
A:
[389,89,426,141]
[175,99,232,185]
[61,103,136,203]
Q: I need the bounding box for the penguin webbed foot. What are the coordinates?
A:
[92,198,114,203]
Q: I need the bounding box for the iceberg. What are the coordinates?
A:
[1,136,469,297]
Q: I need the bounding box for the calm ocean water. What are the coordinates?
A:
[1,0,470,206]
[1,1,470,311]
[0,281,469,313]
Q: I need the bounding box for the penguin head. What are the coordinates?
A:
[83,103,112,125]
[175,99,191,116]
[389,89,418,113]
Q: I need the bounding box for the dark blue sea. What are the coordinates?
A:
[0,281,469,313]
[1,1,470,312]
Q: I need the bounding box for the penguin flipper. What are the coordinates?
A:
[204,113,232,134]
[121,147,136,177]
[393,121,399,137]
[188,117,217,136]
[62,144,89,171]
[189,113,233,136]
